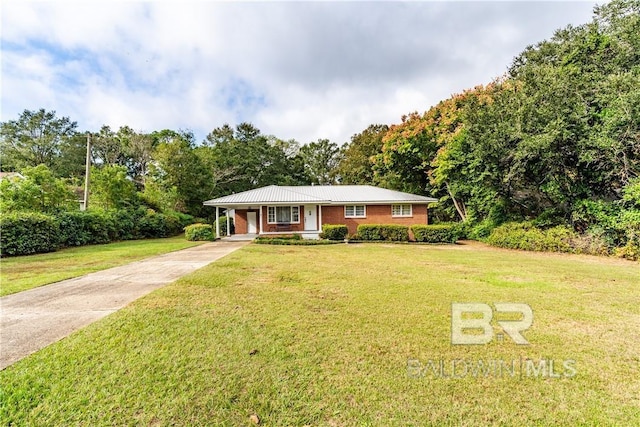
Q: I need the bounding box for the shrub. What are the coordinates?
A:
[411,224,459,243]
[321,224,348,240]
[541,226,576,253]
[616,235,640,261]
[468,218,498,240]
[57,211,95,246]
[532,208,566,229]
[571,199,620,234]
[570,228,611,256]
[105,209,138,241]
[83,210,115,244]
[616,209,640,261]
[216,216,235,237]
[173,211,195,228]
[58,209,116,246]
[138,209,183,238]
[184,223,215,241]
[0,212,59,256]
[487,222,578,253]
[356,224,409,241]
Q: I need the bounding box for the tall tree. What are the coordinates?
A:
[299,139,341,185]
[337,124,388,185]
[151,129,211,215]
[373,112,438,195]
[203,123,309,196]
[91,125,125,166]
[0,109,77,174]
[117,126,155,187]
[57,133,90,181]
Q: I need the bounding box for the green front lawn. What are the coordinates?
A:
[1,243,639,425]
[0,236,204,296]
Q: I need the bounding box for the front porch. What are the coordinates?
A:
[212,204,323,239]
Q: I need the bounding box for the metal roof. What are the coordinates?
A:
[203,185,438,206]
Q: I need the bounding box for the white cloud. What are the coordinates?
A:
[1,1,597,145]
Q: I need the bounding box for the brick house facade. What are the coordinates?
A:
[204,185,438,239]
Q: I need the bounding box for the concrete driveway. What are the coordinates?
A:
[0,240,248,370]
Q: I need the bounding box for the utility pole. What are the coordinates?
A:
[82,132,91,211]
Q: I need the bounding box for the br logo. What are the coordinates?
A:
[451,303,533,345]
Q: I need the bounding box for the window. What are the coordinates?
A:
[345,205,366,218]
[392,204,412,217]
[267,206,300,224]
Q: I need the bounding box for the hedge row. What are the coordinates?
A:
[0,208,194,256]
[486,222,578,253]
[0,212,59,256]
[410,224,460,243]
[317,224,462,243]
[356,225,409,241]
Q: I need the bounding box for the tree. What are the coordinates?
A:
[373,112,439,195]
[0,164,76,213]
[117,126,155,187]
[337,124,388,185]
[151,129,211,215]
[90,164,138,210]
[203,123,309,197]
[57,133,89,182]
[91,125,125,166]
[140,162,182,212]
[0,109,77,174]
[299,139,341,185]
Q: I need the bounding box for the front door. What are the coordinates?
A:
[304,205,317,231]
[247,211,257,234]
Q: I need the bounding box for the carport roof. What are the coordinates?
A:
[203,185,438,206]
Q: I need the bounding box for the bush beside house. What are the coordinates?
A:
[356,225,409,241]
[320,224,349,241]
[184,223,215,241]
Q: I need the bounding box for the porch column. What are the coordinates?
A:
[318,205,322,231]
[226,210,231,236]
[215,206,220,238]
[259,205,264,234]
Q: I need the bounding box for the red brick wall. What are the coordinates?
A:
[236,204,429,236]
[321,204,429,235]
[235,210,247,234]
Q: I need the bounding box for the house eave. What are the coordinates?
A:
[203,199,438,207]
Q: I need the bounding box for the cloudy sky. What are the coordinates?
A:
[2,1,598,145]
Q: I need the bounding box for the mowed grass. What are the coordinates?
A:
[1,243,639,425]
[0,236,204,296]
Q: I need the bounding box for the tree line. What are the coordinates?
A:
[0,115,350,218]
[1,0,638,250]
